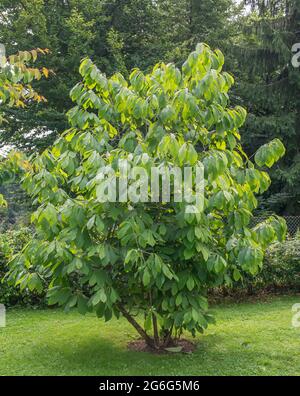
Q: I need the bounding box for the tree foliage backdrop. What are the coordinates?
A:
[232,0,300,214]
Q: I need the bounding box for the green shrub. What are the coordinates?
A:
[0,182,32,230]
[212,234,300,297]
[259,234,300,290]
[0,227,45,307]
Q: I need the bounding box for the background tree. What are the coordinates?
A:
[8,45,286,350]
[232,0,300,214]
[0,0,107,150]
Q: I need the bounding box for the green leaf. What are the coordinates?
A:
[87,215,95,230]
[28,273,43,293]
[233,268,241,281]
[142,269,151,286]
[187,143,198,165]
[238,246,263,275]
[95,216,105,233]
[178,143,188,165]
[175,294,182,306]
[186,276,195,291]
[162,264,173,280]
[255,139,285,168]
[160,105,176,124]
[91,289,107,306]
[48,287,72,306]
[214,255,227,273]
[77,295,89,315]
[184,248,194,260]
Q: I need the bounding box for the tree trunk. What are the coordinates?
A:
[163,325,174,348]
[152,313,160,349]
[117,303,154,347]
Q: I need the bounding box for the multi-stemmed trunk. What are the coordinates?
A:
[117,303,174,350]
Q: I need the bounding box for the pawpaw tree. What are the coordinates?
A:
[7,44,286,350]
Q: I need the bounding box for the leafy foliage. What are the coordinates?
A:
[0,48,49,124]
[6,45,286,349]
[229,233,300,294]
[0,49,49,209]
[0,226,44,306]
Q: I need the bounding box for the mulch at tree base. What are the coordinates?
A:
[127,339,196,354]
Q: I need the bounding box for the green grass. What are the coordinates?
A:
[0,295,299,376]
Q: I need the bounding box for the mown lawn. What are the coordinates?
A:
[0,295,299,376]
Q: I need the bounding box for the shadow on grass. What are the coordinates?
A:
[16,331,291,376]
